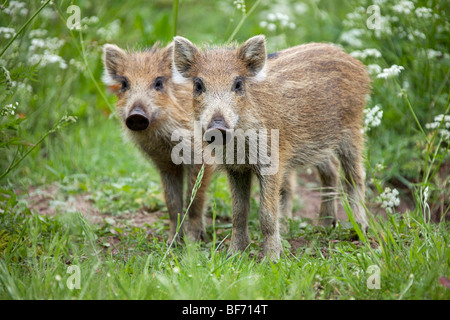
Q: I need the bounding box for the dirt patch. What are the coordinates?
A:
[20,184,164,230]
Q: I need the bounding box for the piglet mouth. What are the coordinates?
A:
[126,106,150,131]
[204,117,233,145]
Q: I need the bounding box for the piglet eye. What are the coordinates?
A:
[120,77,129,93]
[193,77,205,95]
[153,77,164,91]
[233,78,243,93]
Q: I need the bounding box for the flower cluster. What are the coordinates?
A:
[259,12,295,32]
[0,27,16,39]
[367,64,382,76]
[10,81,32,94]
[25,28,66,69]
[425,114,450,141]
[376,64,404,79]
[364,104,383,130]
[350,48,382,59]
[377,187,400,214]
[1,102,18,117]
[233,0,246,14]
[340,28,365,48]
[4,1,28,16]
[392,1,415,15]
[341,0,443,43]
[426,49,446,60]
[415,7,434,19]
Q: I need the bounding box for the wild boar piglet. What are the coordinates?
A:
[102,43,213,242]
[172,35,371,259]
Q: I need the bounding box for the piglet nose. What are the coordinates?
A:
[126,106,150,131]
[205,116,233,145]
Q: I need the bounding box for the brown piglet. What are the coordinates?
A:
[102,43,213,242]
[172,35,371,259]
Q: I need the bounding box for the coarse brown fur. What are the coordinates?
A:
[172,36,371,259]
[102,43,213,242]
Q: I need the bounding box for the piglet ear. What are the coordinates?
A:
[102,44,127,86]
[172,36,199,80]
[238,35,267,80]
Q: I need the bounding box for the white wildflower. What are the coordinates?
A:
[1,102,18,117]
[29,29,48,38]
[392,1,415,15]
[425,114,450,141]
[267,13,276,21]
[267,23,277,31]
[27,36,66,69]
[40,7,57,20]
[367,64,382,76]
[4,1,28,16]
[426,49,442,59]
[376,65,404,79]
[343,7,365,28]
[340,28,365,47]
[294,3,308,15]
[29,37,64,52]
[364,104,383,130]
[408,30,426,41]
[0,27,16,39]
[260,12,295,32]
[415,7,433,19]
[233,0,246,14]
[10,81,32,93]
[350,48,382,59]
[29,51,67,69]
[82,16,100,25]
[375,163,385,172]
[377,187,400,214]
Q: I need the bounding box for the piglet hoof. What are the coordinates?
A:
[227,237,250,257]
[187,227,208,242]
[318,216,336,228]
[167,227,186,246]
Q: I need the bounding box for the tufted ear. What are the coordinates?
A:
[237,35,267,81]
[102,44,127,87]
[172,36,199,82]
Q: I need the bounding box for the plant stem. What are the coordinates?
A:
[172,0,180,37]
[79,31,115,113]
[0,0,52,59]
[0,119,61,180]
[227,0,262,43]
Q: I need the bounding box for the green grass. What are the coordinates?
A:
[1,0,449,300]
[0,202,448,299]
